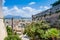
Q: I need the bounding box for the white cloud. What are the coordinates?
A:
[29,2,36,5]
[3,6,42,17]
[40,6,43,8]
[3,7,8,10]
[23,7,41,15]
[40,6,50,10]
[3,0,5,5]
[44,6,50,9]
[3,6,26,16]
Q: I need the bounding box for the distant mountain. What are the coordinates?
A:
[4,15,21,19]
[4,15,13,19]
[4,15,32,19]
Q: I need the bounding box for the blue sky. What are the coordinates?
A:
[3,0,57,17]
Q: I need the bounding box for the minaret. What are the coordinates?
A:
[0,0,7,40]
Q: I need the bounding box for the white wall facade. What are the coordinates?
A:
[0,0,7,40]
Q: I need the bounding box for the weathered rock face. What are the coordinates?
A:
[0,0,7,40]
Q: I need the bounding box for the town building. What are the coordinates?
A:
[4,18,32,35]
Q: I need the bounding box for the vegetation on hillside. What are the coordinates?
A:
[24,20,60,40]
[52,0,60,6]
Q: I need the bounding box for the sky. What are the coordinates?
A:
[3,0,57,17]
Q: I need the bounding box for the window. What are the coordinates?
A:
[18,26,21,28]
[6,22,8,23]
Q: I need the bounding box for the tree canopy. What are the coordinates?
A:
[24,20,60,40]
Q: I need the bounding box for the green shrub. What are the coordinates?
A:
[24,20,60,40]
[45,28,59,40]
[24,20,50,40]
[4,35,21,40]
[55,10,60,13]
[6,26,13,35]
[4,26,21,40]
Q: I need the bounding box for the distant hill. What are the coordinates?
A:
[4,15,32,19]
